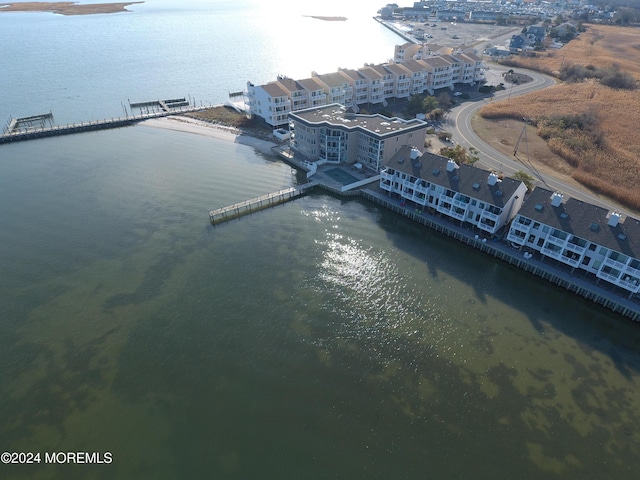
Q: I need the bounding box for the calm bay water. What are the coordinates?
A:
[1,2,640,479]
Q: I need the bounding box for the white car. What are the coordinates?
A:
[453,91,463,96]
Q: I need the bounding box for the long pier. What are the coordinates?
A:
[209,183,317,225]
[0,101,207,145]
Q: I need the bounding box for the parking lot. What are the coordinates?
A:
[391,19,520,53]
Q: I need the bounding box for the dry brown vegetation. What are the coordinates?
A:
[479,24,640,212]
[500,24,640,78]
[184,106,265,130]
[0,2,143,15]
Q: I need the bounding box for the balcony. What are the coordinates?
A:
[604,257,627,271]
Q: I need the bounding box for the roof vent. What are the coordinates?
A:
[618,233,627,241]
[608,211,622,227]
[472,182,481,190]
[495,190,503,197]
[432,168,440,176]
[589,222,600,232]
[534,203,544,212]
[550,192,563,207]
[560,212,568,219]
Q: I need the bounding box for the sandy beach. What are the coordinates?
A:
[141,116,279,156]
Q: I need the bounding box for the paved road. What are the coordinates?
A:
[444,64,633,216]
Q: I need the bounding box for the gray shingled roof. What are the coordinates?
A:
[518,187,640,258]
[386,146,523,208]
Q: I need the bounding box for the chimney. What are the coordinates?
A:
[608,211,622,227]
[550,192,563,207]
[410,147,422,160]
[487,172,500,186]
[446,159,459,172]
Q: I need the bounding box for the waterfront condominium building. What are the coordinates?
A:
[507,187,640,297]
[288,104,428,172]
[380,146,527,235]
[243,44,485,128]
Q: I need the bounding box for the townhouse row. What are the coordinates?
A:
[286,104,640,299]
[247,43,483,128]
[382,146,640,298]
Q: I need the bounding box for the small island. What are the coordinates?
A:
[0,1,144,15]
[305,15,347,22]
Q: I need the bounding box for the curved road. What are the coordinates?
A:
[446,64,633,216]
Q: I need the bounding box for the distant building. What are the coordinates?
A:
[507,187,640,297]
[288,104,428,172]
[509,34,529,52]
[527,25,547,43]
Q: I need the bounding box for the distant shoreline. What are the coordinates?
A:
[0,1,144,16]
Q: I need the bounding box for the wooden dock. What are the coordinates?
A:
[209,183,317,225]
[0,104,207,145]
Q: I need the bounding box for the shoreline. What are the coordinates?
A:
[140,116,279,156]
[0,1,144,16]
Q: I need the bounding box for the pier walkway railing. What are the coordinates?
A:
[0,105,208,145]
[209,183,317,225]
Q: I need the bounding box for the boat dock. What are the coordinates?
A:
[0,98,207,144]
[209,183,317,225]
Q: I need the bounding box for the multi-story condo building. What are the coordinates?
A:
[244,44,485,127]
[288,104,428,172]
[449,52,483,85]
[312,72,355,110]
[394,43,429,63]
[370,65,397,104]
[296,77,327,109]
[383,63,413,100]
[276,76,309,111]
[507,187,640,297]
[420,56,454,93]
[380,146,527,235]
[401,59,430,95]
[356,66,385,105]
[337,68,369,110]
[246,80,292,128]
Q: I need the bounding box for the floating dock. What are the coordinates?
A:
[209,183,317,225]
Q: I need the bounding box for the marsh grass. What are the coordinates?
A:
[481,24,640,212]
